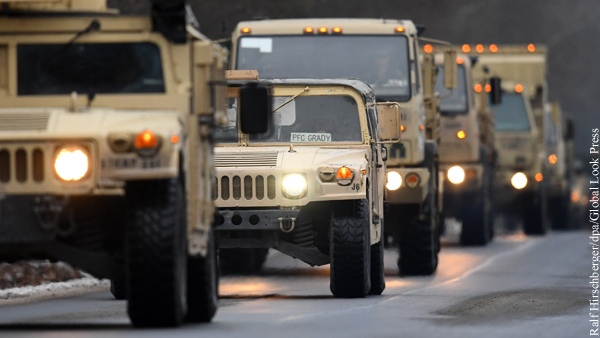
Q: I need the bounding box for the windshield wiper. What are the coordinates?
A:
[272,86,310,113]
[44,20,101,65]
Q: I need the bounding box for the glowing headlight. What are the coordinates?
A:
[55,147,89,181]
[448,166,465,184]
[282,174,307,198]
[511,172,528,190]
[386,171,402,190]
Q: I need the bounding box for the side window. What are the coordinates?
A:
[412,38,421,93]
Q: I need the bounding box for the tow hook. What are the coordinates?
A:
[278,216,296,233]
[33,195,68,231]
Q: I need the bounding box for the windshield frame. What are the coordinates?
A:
[235,34,413,103]
[0,31,183,111]
[217,85,369,147]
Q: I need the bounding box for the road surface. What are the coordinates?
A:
[0,229,589,337]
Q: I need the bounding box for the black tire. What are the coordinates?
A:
[549,194,570,230]
[398,186,438,275]
[110,278,127,300]
[369,219,385,296]
[398,142,438,276]
[126,179,187,328]
[460,199,489,245]
[330,199,371,298]
[219,248,268,275]
[186,227,218,323]
[522,191,547,235]
[460,168,491,246]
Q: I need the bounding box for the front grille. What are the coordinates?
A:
[215,152,279,167]
[217,174,276,201]
[0,113,50,132]
[0,146,45,184]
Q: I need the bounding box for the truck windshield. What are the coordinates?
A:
[490,93,531,131]
[17,43,165,95]
[436,65,468,115]
[237,35,411,101]
[247,95,362,144]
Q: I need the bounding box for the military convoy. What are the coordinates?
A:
[0,0,269,327]
[0,0,577,328]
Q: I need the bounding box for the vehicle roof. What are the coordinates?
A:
[234,18,417,35]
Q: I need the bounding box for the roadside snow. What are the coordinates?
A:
[0,273,109,300]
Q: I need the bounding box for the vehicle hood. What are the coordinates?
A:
[0,108,184,141]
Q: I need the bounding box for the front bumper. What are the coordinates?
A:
[215,208,300,231]
[385,167,430,204]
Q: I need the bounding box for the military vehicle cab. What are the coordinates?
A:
[230,18,456,276]
[0,0,249,327]
[431,51,495,245]
[214,76,399,298]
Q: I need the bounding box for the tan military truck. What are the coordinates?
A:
[0,0,265,327]
[214,77,399,298]
[487,81,545,234]
[467,44,549,234]
[229,19,456,275]
[431,51,495,245]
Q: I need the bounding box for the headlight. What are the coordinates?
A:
[448,166,465,184]
[511,172,528,189]
[282,174,307,199]
[386,171,402,190]
[54,147,89,181]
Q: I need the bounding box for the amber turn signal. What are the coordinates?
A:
[337,167,353,180]
[135,130,158,149]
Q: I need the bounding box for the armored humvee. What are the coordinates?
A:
[229,18,456,276]
[214,77,400,298]
[0,0,264,327]
[432,52,496,245]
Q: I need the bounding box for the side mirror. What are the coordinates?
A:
[381,146,388,162]
[376,102,401,143]
[239,82,270,134]
[443,49,457,89]
[489,77,502,105]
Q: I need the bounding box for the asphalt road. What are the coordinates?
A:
[0,228,589,338]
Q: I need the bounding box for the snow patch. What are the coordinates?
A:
[0,273,109,300]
